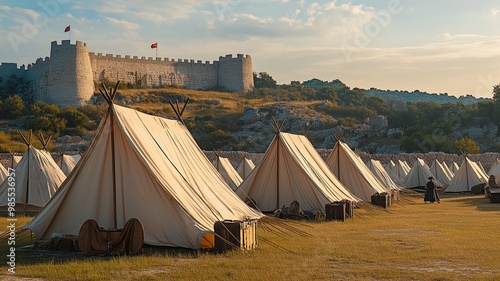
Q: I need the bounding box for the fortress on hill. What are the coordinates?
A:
[0,40,254,107]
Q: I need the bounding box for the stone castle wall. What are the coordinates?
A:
[0,40,254,107]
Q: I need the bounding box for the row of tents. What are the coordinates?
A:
[382,154,491,193]
[0,86,498,250]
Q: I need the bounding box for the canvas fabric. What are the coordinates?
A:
[26,105,262,249]
[326,141,390,202]
[236,132,358,212]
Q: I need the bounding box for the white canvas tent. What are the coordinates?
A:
[236,157,255,179]
[392,159,410,182]
[405,158,443,188]
[429,159,453,186]
[10,153,22,169]
[26,90,262,250]
[59,153,82,176]
[213,153,243,191]
[366,159,402,190]
[0,163,8,184]
[449,161,460,174]
[488,158,500,176]
[445,157,489,193]
[441,161,454,178]
[235,128,358,212]
[0,133,66,212]
[383,164,407,188]
[326,140,389,202]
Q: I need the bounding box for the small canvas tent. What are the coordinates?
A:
[449,161,460,174]
[10,152,22,169]
[488,158,500,176]
[441,160,454,178]
[392,159,410,182]
[366,159,402,190]
[59,153,82,176]
[326,139,389,202]
[429,159,453,186]
[445,157,488,193]
[213,152,243,191]
[235,122,358,212]
[236,157,255,179]
[383,164,407,188]
[0,163,8,183]
[0,132,66,212]
[26,87,262,249]
[404,158,443,188]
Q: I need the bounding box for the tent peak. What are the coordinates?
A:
[99,81,120,107]
[168,98,190,126]
[269,117,285,134]
[36,132,52,150]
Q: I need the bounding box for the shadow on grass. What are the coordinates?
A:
[10,243,203,266]
[439,192,500,212]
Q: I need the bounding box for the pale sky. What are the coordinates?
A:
[1,0,500,98]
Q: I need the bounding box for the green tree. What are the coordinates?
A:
[0,95,25,118]
[315,86,338,102]
[454,137,480,154]
[60,106,90,128]
[253,72,277,88]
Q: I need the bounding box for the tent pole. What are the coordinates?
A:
[465,157,469,192]
[24,147,30,214]
[110,108,117,229]
[337,144,340,181]
[276,136,280,210]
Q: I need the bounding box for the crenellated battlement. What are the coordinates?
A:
[88,52,227,67]
[0,40,254,106]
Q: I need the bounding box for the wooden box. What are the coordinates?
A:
[490,190,500,203]
[371,192,390,208]
[214,220,257,253]
[343,200,354,218]
[325,202,346,222]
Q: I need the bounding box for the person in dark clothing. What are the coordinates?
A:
[424,177,440,203]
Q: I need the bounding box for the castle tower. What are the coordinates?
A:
[44,40,94,106]
[217,54,254,92]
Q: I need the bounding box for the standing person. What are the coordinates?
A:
[486,175,498,198]
[424,177,440,203]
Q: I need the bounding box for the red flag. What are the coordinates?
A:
[151,43,158,49]
[64,25,70,32]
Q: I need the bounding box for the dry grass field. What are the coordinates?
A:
[1,191,500,281]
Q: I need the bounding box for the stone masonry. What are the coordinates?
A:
[0,40,254,107]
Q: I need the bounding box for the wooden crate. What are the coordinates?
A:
[343,200,354,218]
[214,220,257,253]
[325,202,346,222]
[490,191,500,203]
[371,192,390,208]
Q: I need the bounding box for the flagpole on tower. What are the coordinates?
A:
[151,42,158,59]
[64,25,71,41]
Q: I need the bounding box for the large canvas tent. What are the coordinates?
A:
[26,88,262,250]
[445,157,488,193]
[59,153,82,176]
[405,158,443,188]
[326,140,389,202]
[0,133,66,212]
[235,128,358,212]
[213,153,243,191]
[236,157,255,179]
